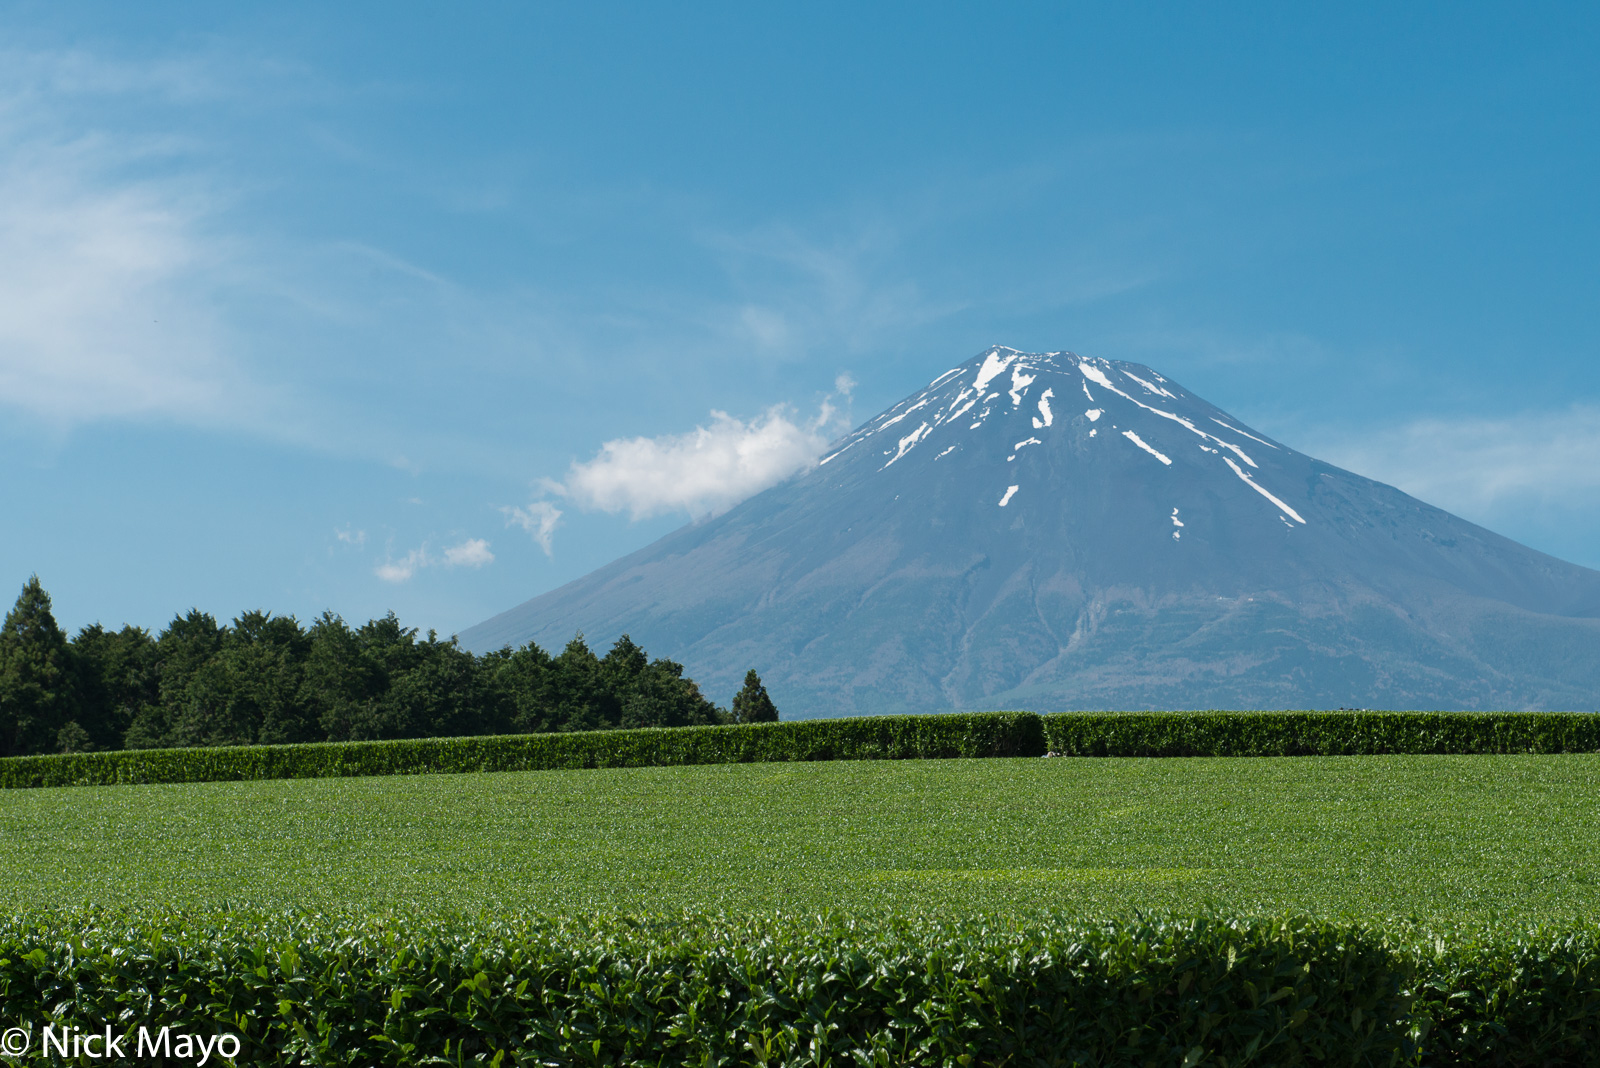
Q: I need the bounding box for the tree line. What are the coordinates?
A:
[0,577,778,758]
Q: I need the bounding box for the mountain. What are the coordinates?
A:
[462,347,1600,714]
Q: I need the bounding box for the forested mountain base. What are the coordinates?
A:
[0,577,774,758]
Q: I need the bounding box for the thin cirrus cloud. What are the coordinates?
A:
[0,50,251,430]
[373,538,496,584]
[0,137,236,426]
[1303,405,1600,521]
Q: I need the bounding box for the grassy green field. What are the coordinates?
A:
[3,754,1597,925]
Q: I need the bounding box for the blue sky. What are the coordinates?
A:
[3,1,1599,639]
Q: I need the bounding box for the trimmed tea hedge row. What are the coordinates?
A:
[6,710,1600,789]
[0,711,1046,789]
[1041,710,1600,757]
[2,909,1598,1066]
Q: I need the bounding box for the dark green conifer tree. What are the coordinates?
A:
[314,612,420,741]
[71,622,158,750]
[494,640,558,734]
[125,609,225,749]
[0,586,736,752]
[301,612,381,741]
[0,576,75,755]
[169,611,311,748]
[382,630,508,739]
[731,669,779,724]
[620,648,728,729]
[549,635,613,732]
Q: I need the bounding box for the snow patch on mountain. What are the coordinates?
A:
[1122,430,1172,465]
[1034,388,1055,428]
[465,344,1600,717]
[883,422,931,468]
[1123,369,1176,398]
[972,349,1016,394]
[1225,457,1306,524]
[1211,418,1279,450]
[1009,367,1037,407]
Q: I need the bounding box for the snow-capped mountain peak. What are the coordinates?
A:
[464,346,1600,716]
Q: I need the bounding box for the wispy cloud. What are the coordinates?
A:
[0,133,236,426]
[442,537,494,568]
[1303,405,1600,519]
[501,500,562,556]
[0,45,302,437]
[334,525,366,547]
[374,547,428,584]
[374,537,495,583]
[0,42,1159,458]
[698,221,955,360]
[0,46,417,451]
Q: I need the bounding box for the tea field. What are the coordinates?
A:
[3,754,1598,924]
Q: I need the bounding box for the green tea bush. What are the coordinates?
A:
[0,711,1047,788]
[2,909,1597,1066]
[9,710,1599,790]
[1042,710,1600,757]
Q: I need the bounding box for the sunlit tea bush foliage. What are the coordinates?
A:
[3,908,1599,1066]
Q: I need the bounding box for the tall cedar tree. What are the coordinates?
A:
[731,669,780,723]
[70,623,158,750]
[0,576,76,755]
[168,611,312,748]
[301,612,391,741]
[125,610,225,749]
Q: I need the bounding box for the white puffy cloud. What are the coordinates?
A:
[502,500,562,556]
[511,381,855,553]
[558,402,840,521]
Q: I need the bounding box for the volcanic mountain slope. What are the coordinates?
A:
[463,347,1600,715]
